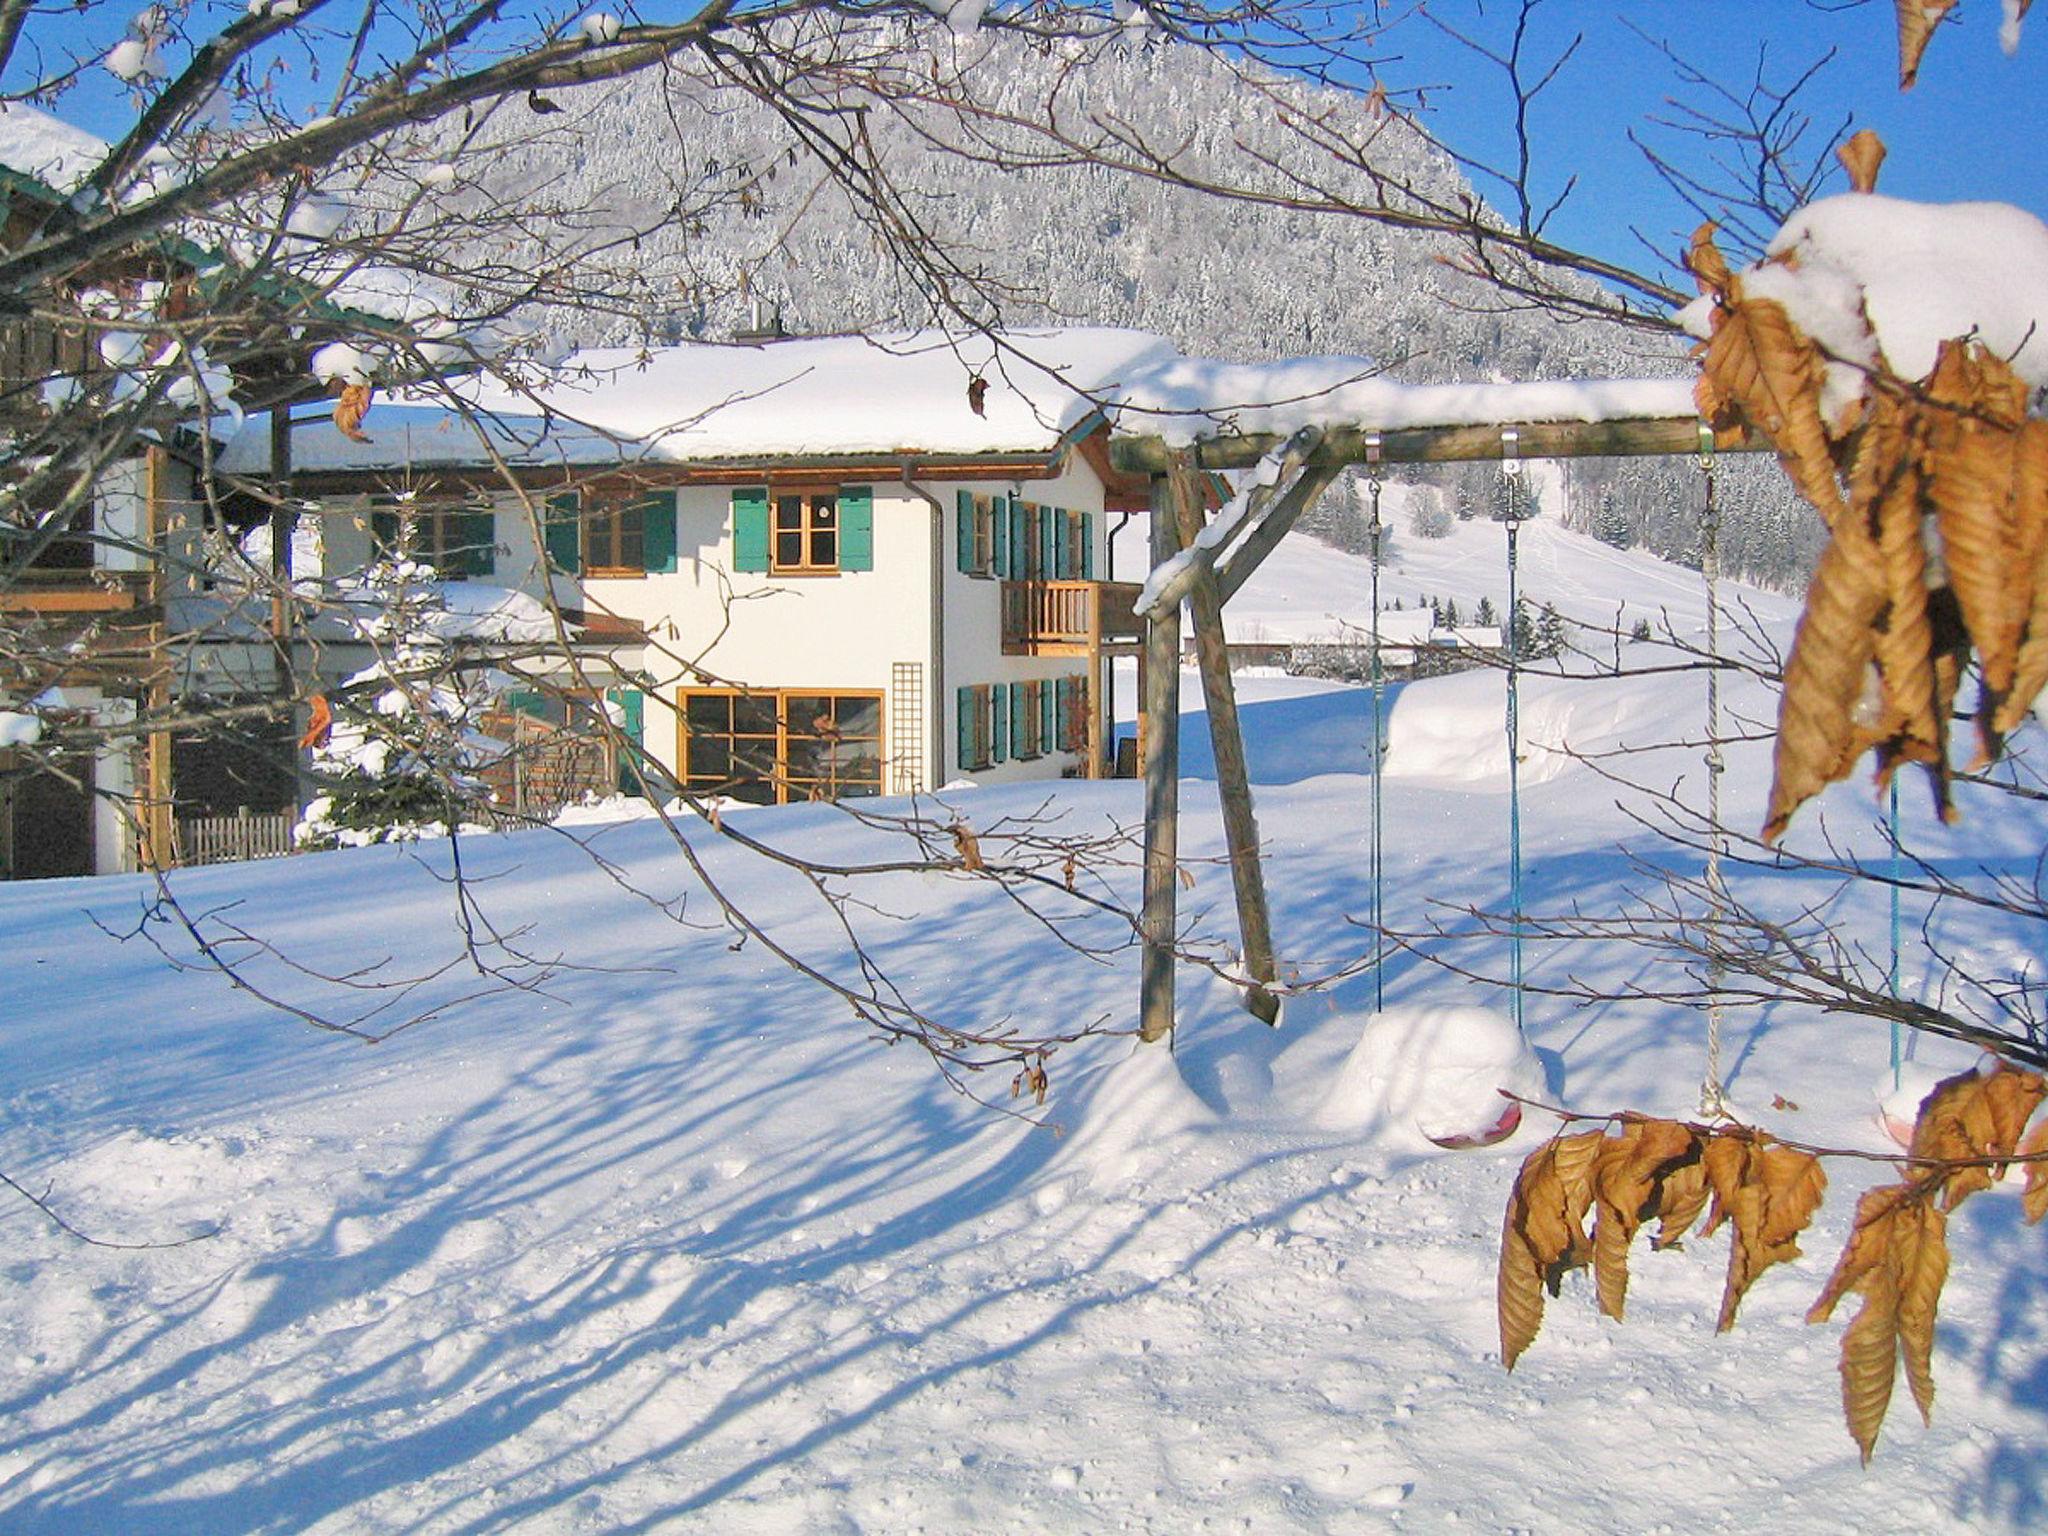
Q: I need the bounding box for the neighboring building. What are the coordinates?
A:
[0,103,447,877]
[216,330,1167,808]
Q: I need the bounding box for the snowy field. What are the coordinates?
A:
[4,524,2046,1533]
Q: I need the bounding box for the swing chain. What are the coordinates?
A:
[1698,420,1731,1120]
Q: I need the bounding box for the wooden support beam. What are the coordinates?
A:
[1109,415,1764,475]
[1137,426,1322,623]
[1213,461,1345,608]
[1169,458,1280,1025]
[1138,474,1182,1045]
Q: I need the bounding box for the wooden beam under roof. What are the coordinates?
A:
[1109,415,1766,475]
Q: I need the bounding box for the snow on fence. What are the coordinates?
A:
[176,807,296,867]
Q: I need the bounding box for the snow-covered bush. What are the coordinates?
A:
[296,552,497,850]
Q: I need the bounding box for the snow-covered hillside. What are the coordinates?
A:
[2,532,2044,1532]
[1115,488,1801,649]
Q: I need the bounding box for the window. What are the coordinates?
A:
[956,491,1000,577]
[733,486,872,575]
[1,496,92,573]
[370,499,494,579]
[1013,679,1048,759]
[774,492,838,573]
[1056,674,1089,753]
[958,684,994,771]
[586,496,646,574]
[679,688,883,805]
[543,488,677,577]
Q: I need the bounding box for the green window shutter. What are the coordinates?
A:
[991,682,1009,762]
[505,688,549,719]
[544,491,581,574]
[1011,682,1030,757]
[956,686,976,771]
[732,487,770,573]
[641,490,678,573]
[609,687,647,793]
[1007,496,1028,579]
[370,508,399,555]
[956,490,976,574]
[1039,506,1058,579]
[838,485,874,571]
[1053,509,1073,579]
[460,509,496,577]
[1042,679,1056,751]
[1081,512,1096,579]
[992,495,1009,576]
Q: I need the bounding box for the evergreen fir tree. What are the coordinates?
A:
[296,543,495,849]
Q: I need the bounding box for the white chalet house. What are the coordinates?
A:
[218,329,1174,807]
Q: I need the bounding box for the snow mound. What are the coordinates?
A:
[1054,1041,1217,1188]
[1381,670,1695,788]
[1316,1005,1544,1148]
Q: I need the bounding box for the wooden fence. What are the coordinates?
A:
[176,807,296,867]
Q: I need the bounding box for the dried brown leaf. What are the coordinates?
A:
[1696,276,1847,527]
[1764,532,1888,840]
[1922,341,2032,708]
[1592,1118,1700,1319]
[1910,1063,2048,1208]
[2018,1116,2048,1225]
[1685,221,1731,297]
[1498,1129,1606,1369]
[334,382,373,443]
[1649,1153,1713,1250]
[1897,0,1958,88]
[1993,421,2048,733]
[1837,129,1887,193]
[1839,1264,1903,1463]
[1896,1199,1948,1427]
[1703,1134,1827,1331]
[950,822,984,871]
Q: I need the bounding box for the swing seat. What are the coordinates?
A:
[1425,1098,1523,1149]
[1317,1003,1543,1149]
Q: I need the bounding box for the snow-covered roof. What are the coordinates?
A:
[221,328,1182,475]
[1107,354,1697,447]
[0,101,107,195]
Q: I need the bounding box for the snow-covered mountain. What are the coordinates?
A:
[429,28,1818,591]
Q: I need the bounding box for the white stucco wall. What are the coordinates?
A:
[937,456,1106,787]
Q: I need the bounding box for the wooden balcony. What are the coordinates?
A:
[1000,579,1143,657]
[0,568,150,614]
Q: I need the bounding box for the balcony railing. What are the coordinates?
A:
[1000,579,1143,656]
[0,567,149,614]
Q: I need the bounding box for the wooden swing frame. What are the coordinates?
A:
[1107,412,1766,1043]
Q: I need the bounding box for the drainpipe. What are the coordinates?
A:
[901,462,945,793]
[1107,509,1135,581]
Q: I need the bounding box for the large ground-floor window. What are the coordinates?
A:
[679,688,884,805]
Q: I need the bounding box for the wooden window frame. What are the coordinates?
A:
[1014,678,1046,760]
[584,494,647,577]
[771,490,840,575]
[968,494,997,577]
[370,498,494,579]
[961,683,994,771]
[678,686,885,805]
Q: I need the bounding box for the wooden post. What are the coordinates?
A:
[141,445,175,870]
[1139,473,1181,1044]
[1169,458,1280,1024]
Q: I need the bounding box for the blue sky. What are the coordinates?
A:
[23,0,2048,294]
[1363,0,2048,280]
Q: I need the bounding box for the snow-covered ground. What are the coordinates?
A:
[3,525,2044,1532]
